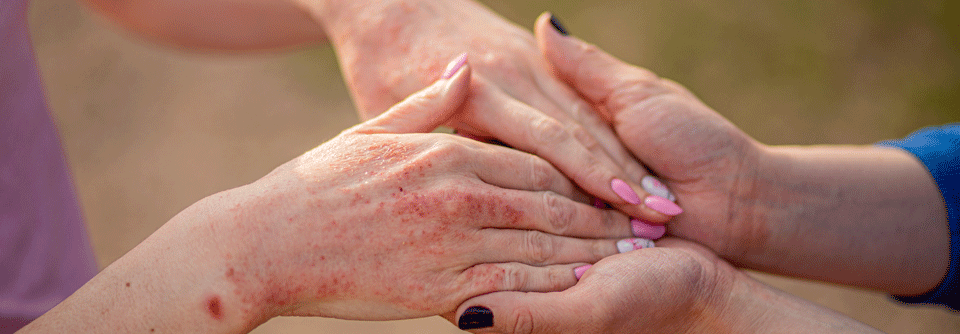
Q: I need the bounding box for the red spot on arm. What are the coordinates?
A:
[206,295,223,320]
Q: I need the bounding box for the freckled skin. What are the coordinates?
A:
[213,133,533,321]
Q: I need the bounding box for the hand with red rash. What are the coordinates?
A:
[532,11,947,299]
[19,57,643,333]
[301,0,681,223]
[451,238,882,333]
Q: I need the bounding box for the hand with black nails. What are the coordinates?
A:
[452,238,881,333]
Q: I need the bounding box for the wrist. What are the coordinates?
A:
[733,145,949,294]
[703,272,881,333]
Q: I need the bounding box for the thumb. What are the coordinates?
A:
[352,53,471,134]
[454,290,594,334]
[534,13,672,115]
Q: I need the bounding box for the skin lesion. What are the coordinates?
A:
[204,294,223,321]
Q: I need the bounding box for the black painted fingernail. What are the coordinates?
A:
[549,14,569,36]
[458,306,494,330]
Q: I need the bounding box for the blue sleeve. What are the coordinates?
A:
[876,123,960,310]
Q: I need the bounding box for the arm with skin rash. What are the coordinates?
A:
[81,0,680,228]
[20,61,638,333]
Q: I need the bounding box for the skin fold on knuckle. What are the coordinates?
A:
[498,264,528,291]
[542,192,575,235]
[527,156,557,190]
[511,306,537,334]
[529,117,571,151]
[523,231,555,264]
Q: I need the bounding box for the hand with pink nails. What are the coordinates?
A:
[22,57,640,333]
[306,0,679,224]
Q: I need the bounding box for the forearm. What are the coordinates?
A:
[739,145,949,295]
[82,0,327,51]
[20,192,264,333]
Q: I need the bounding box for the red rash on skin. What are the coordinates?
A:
[206,295,223,320]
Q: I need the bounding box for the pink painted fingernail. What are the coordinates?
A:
[574,265,592,280]
[617,238,655,253]
[644,195,683,216]
[641,176,675,202]
[441,53,468,79]
[611,179,641,205]
[591,197,606,209]
[631,218,666,239]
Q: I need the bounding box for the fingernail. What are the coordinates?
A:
[442,52,468,79]
[549,13,569,36]
[617,237,655,253]
[641,176,676,202]
[458,306,494,330]
[644,195,683,216]
[631,218,666,239]
[574,264,592,280]
[611,179,641,205]
[591,197,606,209]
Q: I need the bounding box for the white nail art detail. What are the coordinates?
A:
[642,176,675,202]
[617,238,655,253]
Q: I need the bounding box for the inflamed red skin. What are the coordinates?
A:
[20,58,633,333]
[186,64,633,327]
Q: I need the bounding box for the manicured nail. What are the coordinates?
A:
[441,53,468,79]
[617,238,655,253]
[611,179,641,205]
[574,264,592,280]
[641,176,675,202]
[631,218,666,239]
[458,306,494,330]
[549,14,569,36]
[644,195,683,216]
[591,197,606,209]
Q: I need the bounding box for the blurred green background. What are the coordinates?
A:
[30,0,959,333]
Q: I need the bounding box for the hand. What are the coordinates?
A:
[216,59,635,322]
[307,0,682,223]
[533,14,949,296]
[21,58,640,333]
[532,14,762,259]
[451,239,881,333]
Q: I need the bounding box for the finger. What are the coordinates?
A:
[460,83,676,222]
[453,290,590,333]
[474,229,620,266]
[535,13,672,114]
[352,53,471,135]
[460,138,583,201]
[460,263,584,295]
[532,60,652,183]
[459,186,633,239]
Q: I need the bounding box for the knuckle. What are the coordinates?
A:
[511,306,536,334]
[569,125,604,153]
[528,157,556,190]
[523,231,555,264]
[543,192,575,234]
[499,264,527,290]
[530,117,571,148]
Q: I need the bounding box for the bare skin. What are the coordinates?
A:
[19,61,637,333]
[533,13,948,296]
[455,238,882,334]
[83,0,677,223]
[445,14,949,334]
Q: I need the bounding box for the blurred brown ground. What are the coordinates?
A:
[28,0,960,332]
